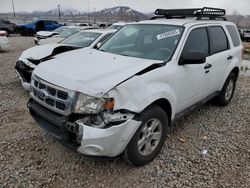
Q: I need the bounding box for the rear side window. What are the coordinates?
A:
[208,26,229,54]
[226,25,241,47]
[45,21,52,25]
[183,28,209,56]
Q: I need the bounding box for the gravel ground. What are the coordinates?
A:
[0,36,250,188]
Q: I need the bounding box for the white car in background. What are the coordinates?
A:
[0,31,10,50]
[36,26,97,45]
[35,26,66,45]
[15,29,116,90]
[109,22,127,29]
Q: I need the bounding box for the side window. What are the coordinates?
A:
[44,21,52,25]
[226,25,241,47]
[183,28,209,56]
[208,26,229,54]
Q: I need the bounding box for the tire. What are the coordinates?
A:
[214,72,237,106]
[123,105,169,166]
[25,29,34,36]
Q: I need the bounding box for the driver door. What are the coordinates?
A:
[174,27,213,113]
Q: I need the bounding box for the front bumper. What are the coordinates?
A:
[0,38,10,50]
[28,99,141,157]
[15,61,34,90]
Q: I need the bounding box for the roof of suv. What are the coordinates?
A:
[132,18,234,27]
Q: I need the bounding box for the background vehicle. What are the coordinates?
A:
[16,29,116,90]
[37,26,83,45]
[0,19,16,36]
[0,30,10,50]
[16,20,62,36]
[28,8,242,166]
[35,26,66,45]
[243,30,250,42]
[108,22,127,30]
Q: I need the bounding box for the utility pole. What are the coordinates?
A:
[11,0,16,18]
[87,0,90,23]
[93,7,96,24]
[57,4,61,20]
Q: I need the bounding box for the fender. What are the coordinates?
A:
[219,55,241,90]
[108,75,177,120]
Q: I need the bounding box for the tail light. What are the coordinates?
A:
[0,31,7,36]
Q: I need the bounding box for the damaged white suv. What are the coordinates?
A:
[28,8,243,166]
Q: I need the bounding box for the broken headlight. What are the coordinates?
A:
[74,93,115,114]
[74,93,106,114]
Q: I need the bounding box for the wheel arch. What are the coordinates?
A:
[150,98,172,126]
[231,66,240,80]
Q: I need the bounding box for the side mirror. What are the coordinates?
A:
[179,50,207,65]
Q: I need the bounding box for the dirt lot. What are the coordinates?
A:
[0,36,250,188]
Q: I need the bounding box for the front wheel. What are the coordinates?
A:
[123,105,168,166]
[214,72,237,106]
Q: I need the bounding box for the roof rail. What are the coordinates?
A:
[151,7,227,21]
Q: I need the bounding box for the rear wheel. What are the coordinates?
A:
[214,72,237,106]
[123,105,168,166]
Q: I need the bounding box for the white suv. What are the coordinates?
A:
[27,8,243,166]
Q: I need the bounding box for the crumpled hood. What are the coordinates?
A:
[20,43,62,60]
[38,37,64,45]
[37,31,58,37]
[34,49,162,97]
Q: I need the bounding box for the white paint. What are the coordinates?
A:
[0,36,10,50]
[31,19,243,158]
[17,29,116,90]
[77,119,141,157]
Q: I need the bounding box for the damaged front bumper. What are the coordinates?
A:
[15,60,34,90]
[28,99,141,157]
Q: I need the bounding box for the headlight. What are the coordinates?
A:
[74,93,114,114]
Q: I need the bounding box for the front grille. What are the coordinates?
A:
[31,76,74,115]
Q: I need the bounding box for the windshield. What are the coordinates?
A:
[53,27,65,33]
[58,28,82,38]
[61,31,101,47]
[100,24,183,61]
[109,25,123,29]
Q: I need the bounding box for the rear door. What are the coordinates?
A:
[206,26,232,91]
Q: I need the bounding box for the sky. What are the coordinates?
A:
[0,0,249,15]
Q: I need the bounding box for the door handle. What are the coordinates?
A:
[227,55,233,60]
[204,63,212,69]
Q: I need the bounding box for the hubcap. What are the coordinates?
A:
[137,118,162,156]
[225,79,234,101]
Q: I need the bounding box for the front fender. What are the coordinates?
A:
[108,76,177,120]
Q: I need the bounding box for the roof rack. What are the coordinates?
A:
[151,7,227,21]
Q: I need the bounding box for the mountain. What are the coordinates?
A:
[91,6,148,20]
[31,8,86,16]
[24,6,148,21]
